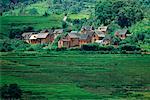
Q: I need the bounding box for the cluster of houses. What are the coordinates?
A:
[58,26,131,48]
[22,26,132,48]
[22,29,63,44]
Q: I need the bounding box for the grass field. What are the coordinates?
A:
[68,13,90,20]
[0,52,150,99]
[0,15,63,38]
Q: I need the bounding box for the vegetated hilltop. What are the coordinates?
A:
[1,0,96,16]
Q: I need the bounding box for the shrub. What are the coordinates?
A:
[119,44,141,51]
[27,44,45,51]
[1,84,22,99]
[68,47,81,51]
[81,43,115,51]
[0,39,30,52]
[56,47,67,51]
[81,43,100,51]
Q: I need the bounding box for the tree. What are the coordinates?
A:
[95,0,115,25]
[117,3,143,28]
[137,33,145,41]
[62,21,68,29]
[95,0,144,27]
[112,36,121,45]
[43,12,49,16]
[1,84,22,99]
[29,8,39,15]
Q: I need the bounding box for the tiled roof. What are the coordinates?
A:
[95,30,105,37]
[53,29,63,34]
[22,32,36,40]
[70,31,78,34]
[116,29,128,35]
[81,26,94,31]
[103,35,112,41]
[79,34,89,40]
[37,33,49,39]
[68,33,79,38]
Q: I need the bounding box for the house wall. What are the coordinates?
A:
[58,40,63,48]
[120,34,126,40]
[38,34,51,44]
[115,32,127,40]
[50,34,55,43]
[58,40,69,48]
[79,40,88,46]
[93,34,99,41]
[29,39,39,44]
[103,40,111,45]
[69,38,79,47]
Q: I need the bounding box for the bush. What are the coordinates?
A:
[0,39,30,52]
[68,47,81,51]
[27,44,46,51]
[119,44,141,51]
[1,84,22,99]
[81,43,100,51]
[56,47,67,51]
[81,43,115,51]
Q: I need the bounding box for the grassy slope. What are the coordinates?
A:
[0,15,63,38]
[3,1,49,16]
[3,0,92,18]
[1,52,150,99]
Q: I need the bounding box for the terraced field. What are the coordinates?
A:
[0,52,150,99]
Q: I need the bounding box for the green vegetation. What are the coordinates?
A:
[1,84,22,99]
[0,0,150,99]
[0,52,150,99]
[2,0,95,16]
[95,0,144,27]
[0,15,63,38]
[0,39,30,52]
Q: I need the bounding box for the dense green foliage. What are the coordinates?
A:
[1,0,95,16]
[0,84,22,99]
[95,0,144,27]
[1,52,150,99]
[81,43,115,51]
[0,39,30,52]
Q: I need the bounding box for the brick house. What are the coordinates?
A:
[81,26,94,34]
[58,31,95,48]
[66,32,80,47]
[92,31,105,43]
[53,29,64,39]
[102,35,112,45]
[22,32,37,43]
[58,39,70,48]
[79,34,91,46]
[28,32,55,44]
[115,29,131,40]
[36,32,51,44]
[29,34,39,44]
[58,31,80,48]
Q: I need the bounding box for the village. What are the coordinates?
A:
[22,26,132,48]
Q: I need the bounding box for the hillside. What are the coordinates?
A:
[0,15,63,39]
[2,0,95,16]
